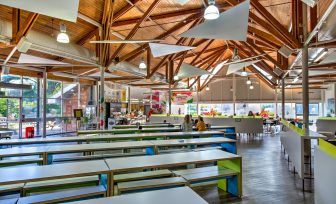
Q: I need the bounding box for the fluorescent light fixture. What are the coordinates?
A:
[204,0,220,20]
[293,76,299,83]
[205,85,210,91]
[173,75,179,80]
[57,24,70,43]
[314,49,328,62]
[249,85,254,90]
[139,58,147,69]
[53,72,78,79]
[0,82,32,90]
[246,78,251,85]
[301,0,317,8]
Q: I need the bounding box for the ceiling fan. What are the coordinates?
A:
[90,39,162,44]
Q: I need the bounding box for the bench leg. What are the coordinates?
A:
[220,143,237,154]
[217,159,242,197]
[47,154,53,165]
[146,147,155,155]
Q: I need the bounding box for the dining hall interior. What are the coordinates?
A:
[0,0,335,204]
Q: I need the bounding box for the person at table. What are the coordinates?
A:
[195,116,206,131]
[182,115,193,132]
[248,111,254,117]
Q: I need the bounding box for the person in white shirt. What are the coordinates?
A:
[182,115,193,132]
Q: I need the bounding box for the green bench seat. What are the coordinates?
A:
[23,176,100,196]
[0,158,43,168]
[52,152,146,163]
[17,185,106,204]
[173,166,239,183]
[117,177,187,195]
[0,183,24,195]
[114,169,173,183]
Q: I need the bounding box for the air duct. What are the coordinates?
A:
[0,19,97,65]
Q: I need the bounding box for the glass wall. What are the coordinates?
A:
[0,74,96,138]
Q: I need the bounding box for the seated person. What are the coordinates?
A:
[181,115,193,132]
[195,116,206,131]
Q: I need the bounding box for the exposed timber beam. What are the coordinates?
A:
[107,0,162,66]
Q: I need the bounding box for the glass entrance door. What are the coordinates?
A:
[0,97,22,138]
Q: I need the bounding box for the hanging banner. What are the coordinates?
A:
[172,92,194,104]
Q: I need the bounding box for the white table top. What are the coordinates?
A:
[150,137,236,146]
[46,141,154,153]
[0,137,234,158]
[78,127,181,134]
[106,149,240,172]
[0,160,109,185]
[0,146,49,157]
[66,187,208,204]
[209,126,235,129]
[0,131,224,146]
[0,130,13,134]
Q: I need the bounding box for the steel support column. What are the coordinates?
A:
[302,4,309,133]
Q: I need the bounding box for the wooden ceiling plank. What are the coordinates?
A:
[108,0,162,66]
[120,12,203,62]
[250,0,300,48]
[14,12,39,44]
[249,13,296,49]
[76,28,99,45]
[11,8,20,43]
[113,0,142,22]
[113,8,202,27]
[245,39,285,70]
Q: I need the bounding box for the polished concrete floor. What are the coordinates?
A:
[194,134,315,204]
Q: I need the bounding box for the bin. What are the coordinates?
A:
[25,127,34,138]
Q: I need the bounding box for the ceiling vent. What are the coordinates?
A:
[278,45,294,58]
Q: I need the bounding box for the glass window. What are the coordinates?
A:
[295,103,319,116]
[47,80,62,98]
[185,104,197,116]
[22,77,38,98]
[22,98,38,118]
[80,85,92,108]
[63,83,78,99]
[0,74,22,97]
[63,99,78,117]
[46,98,62,117]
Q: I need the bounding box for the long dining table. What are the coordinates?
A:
[0,131,225,148]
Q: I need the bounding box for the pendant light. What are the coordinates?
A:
[246,77,251,85]
[249,85,254,90]
[139,58,147,69]
[204,0,220,20]
[241,67,247,76]
[173,75,179,80]
[206,85,210,91]
[57,23,70,43]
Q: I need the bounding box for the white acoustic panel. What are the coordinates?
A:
[226,60,260,75]
[179,0,250,41]
[149,43,195,58]
[309,70,336,76]
[177,63,211,79]
[89,72,117,78]
[18,53,68,65]
[0,0,79,22]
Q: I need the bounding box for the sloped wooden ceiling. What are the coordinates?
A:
[0,0,335,89]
